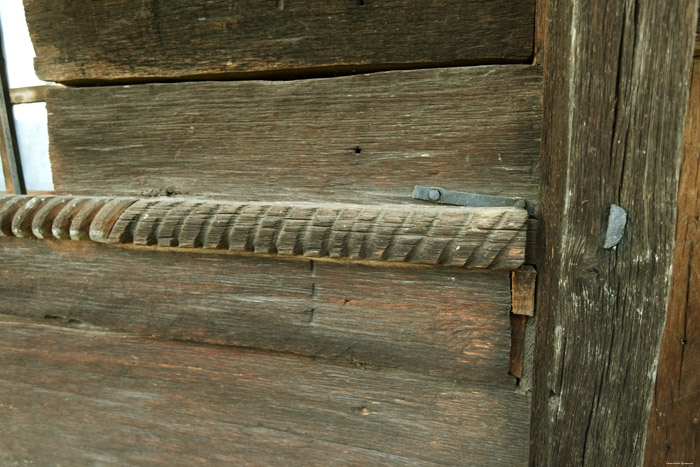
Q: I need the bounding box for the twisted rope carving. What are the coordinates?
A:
[0,195,528,269]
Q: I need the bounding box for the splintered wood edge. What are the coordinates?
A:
[0,194,529,269]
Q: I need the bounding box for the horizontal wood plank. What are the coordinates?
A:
[0,236,515,382]
[0,194,529,269]
[47,66,542,205]
[24,0,535,83]
[8,85,60,105]
[0,316,529,465]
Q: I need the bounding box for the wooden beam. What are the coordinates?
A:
[0,194,529,269]
[45,66,542,205]
[0,315,530,465]
[23,0,535,83]
[531,1,698,465]
[644,61,700,467]
[9,85,60,105]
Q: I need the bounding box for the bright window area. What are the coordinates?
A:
[0,0,53,192]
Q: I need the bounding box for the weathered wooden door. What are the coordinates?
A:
[0,1,541,464]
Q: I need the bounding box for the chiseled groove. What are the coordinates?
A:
[292,207,319,256]
[358,208,382,260]
[488,229,525,270]
[439,210,477,266]
[156,201,202,247]
[462,210,511,268]
[91,198,140,243]
[0,196,31,236]
[172,202,205,247]
[197,203,224,249]
[0,195,527,269]
[266,206,292,255]
[482,212,525,269]
[51,198,90,239]
[380,210,413,262]
[70,198,109,241]
[32,196,71,239]
[129,200,180,245]
[404,213,439,264]
[12,196,51,238]
[246,204,273,252]
[318,207,341,258]
[483,211,528,269]
[339,207,363,259]
[214,203,244,249]
[178,202,219,248]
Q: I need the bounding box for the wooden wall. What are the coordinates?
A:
[2,0,541,464]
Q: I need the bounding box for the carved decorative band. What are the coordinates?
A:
[0,195,528,269]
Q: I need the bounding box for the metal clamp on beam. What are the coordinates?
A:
[412,186,535,216]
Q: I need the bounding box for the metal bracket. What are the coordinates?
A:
[412,186,535,215]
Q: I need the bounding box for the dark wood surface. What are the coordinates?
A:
[644,62,700,467]
[46,66,542,205]
[531,1,698,465]
[0,236,515,383]
[696,11,700,57]
[0,315,530,466]
[509,314,527,379]
[24,0,535,83]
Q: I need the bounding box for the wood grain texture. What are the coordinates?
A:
[9,85,59,105]
[509,314,527,379]
[511,265,536,316]
[696,10,700,58]
[24,0,535,83]
[531,1,698,465]
[0,315,529,466]
[644,62,700,467]
[46,66,543,205]
[0,194,528,269]
[0,236,515,382]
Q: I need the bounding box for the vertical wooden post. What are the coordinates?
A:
[644,59,700,466]
[531,1,698,465]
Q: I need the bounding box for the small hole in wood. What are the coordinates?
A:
[354,146,362,154]
[358,0,365,6]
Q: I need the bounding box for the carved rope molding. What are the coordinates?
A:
[0,195,528,269]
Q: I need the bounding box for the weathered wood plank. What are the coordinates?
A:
[46,66,542,204]
[509,314,527,379]
[0,315,530,466]
[0,236,515,382]
[511,265,536,316]
[644,61,700,467]
[531,1,698,465]
[24,0,535,83]
[0,194,528,269]
[8,85,60,105]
